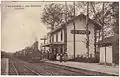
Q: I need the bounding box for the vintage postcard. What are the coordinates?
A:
[1,1,119,76]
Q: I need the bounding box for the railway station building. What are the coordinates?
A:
[42,13,101,61]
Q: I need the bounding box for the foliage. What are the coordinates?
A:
[41,3,74,30]
[41,3,63,30]
[1,51,10,58]
[41,2,119,35]
[68,55,99,63]
[76,2,119,38]
[110,2,119,35]
[91,2,119,37]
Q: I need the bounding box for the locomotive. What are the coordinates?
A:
[14,41,42,62]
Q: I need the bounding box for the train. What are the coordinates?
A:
[14,41,43,62]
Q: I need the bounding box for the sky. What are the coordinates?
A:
[1,1,49,53]
[1,1,75,53]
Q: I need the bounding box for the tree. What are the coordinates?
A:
[41,3,63,30]
[1,51,9,58]
[41,3,74,31]
[90,2,119,38]
[110,2,119,36]
[76,2,118,58]
[86,2,90,58]
[89,2,112,58]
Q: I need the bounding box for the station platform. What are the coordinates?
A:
[44,60,119,75]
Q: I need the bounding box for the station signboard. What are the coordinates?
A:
[71,30,90,34]
[40,38,47,40]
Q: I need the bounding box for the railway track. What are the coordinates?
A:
[10,59,40,75]
[10,60,19,75]
[9,58,116,76]
[24,65,40,75]
[39,62,92,75]
[36,61,112,76]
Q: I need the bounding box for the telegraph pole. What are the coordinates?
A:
[102,2,106,64]
[102,3,104,40]
[64,1,68,54]
[86,2,90,58]
[65,1,67,22]
[73,1,76,59]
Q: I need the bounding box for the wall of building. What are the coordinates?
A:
[106,46,112,63]
[58,29,64,43]
[46,34,50,44]
[100,47,106,63]
[50,29,65,43]
[66,18,95,59]
[100,46,113,64]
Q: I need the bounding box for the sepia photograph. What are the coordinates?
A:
[1,1,119,76]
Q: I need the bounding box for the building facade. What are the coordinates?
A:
[42,13,101,60]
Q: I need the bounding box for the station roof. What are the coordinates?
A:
[42,42,65,47]
[97,36,119,47]
[48,13,101,35]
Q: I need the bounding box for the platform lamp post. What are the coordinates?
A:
[40,36,47,59]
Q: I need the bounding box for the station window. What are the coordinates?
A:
[52,36,54,43]
[50,36,51,43]
[61,31,63,41]
[56,33,58,42]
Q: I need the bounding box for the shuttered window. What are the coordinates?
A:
[61,31,63,41]
[56,33,58,42]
